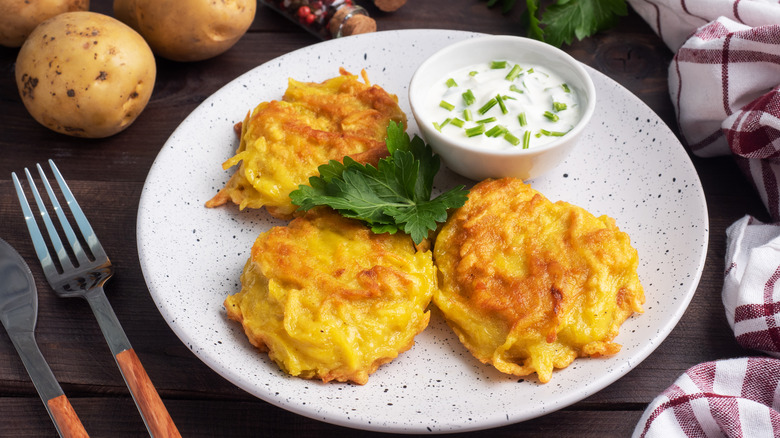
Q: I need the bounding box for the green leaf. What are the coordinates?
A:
[541,0,627,47]
[524,0,544,42]
[289,123,469,245]
[317,159,348,183]
[385,121,409,154]
[409,135,439,202]
[483,0,627,47]
[386,186,467,245]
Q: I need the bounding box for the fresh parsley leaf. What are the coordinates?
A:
[524,0,544,41]
[484,0,627,47]
[542,0,627,47]
[289,122,469,245]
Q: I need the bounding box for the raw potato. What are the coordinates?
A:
[114,0,256,62]
[15,11,156,138]
[0,0,89,48]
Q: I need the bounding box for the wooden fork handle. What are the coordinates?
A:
[47,394,89,438]
[116,349,181,438]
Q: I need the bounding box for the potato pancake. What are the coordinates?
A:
[433,178,644,383]
[206,69,407,219]
[224,208,436,385]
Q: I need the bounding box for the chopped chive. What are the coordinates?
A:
[495,94,508,114]
[465,124,486,137]
[502,95,516,100]
[526,68,534,74]
[523,130,531,149]
[485,125,507,137]
[505,64,523,81]
[462,89,476,106]
[509,84,524,94]
[504,132,521,146]
[540,129,567,137]
[463,109,472,121]
[476,116,497,124]
[518,112,527,127]
[446,78,458,88]
[477,98,498,115]
[469,71,478,76]
[450,117,465,128]
[433,122,442,132]
[490,60,507,69]
[439,100,455,111]
[561,83,571,93]
[553,102,567,112]
[543,111,559,122]
[440,118,452,128]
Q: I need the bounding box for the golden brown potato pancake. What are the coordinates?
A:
[224,208,436,385]
[206,69,407,219]
[433,178,644,383]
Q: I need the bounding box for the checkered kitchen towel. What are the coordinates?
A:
[724,215,780,356]
[633,216,780,436]
[628,0,780,220]
[626,1,780,436]
[633,357,780,437]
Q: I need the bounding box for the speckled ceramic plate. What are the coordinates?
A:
[137,29,708,433]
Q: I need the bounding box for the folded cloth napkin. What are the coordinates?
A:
[633,215,780,436]
[625,1,780,436]
[632,357,780,438]
[724,215,780,357]
[628,0,780,220]
[628,0,780,52]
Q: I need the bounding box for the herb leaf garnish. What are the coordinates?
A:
[290,122,469,244]
[486,0,628,47]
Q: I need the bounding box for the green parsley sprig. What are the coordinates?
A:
[484,0,628,47]
[289,122,469,245]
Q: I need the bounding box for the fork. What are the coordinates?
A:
[12,160,181,438]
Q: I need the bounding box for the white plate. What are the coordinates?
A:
[137,29,708,434]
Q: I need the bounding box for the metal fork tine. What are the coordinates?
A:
[11,172,60,281]
[47,160,107,261]
[22,167,76,275]
[14,160,180,436]
[36,163,92,267]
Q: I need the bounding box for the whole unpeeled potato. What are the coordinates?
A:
[114,0,256,62]
[0,0,90,48]
[15,11,156,138]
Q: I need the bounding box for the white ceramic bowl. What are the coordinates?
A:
[408,35,596,181]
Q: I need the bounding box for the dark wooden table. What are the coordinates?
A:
[0,1,770,436]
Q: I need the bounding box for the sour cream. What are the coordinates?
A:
[426,61,581,150]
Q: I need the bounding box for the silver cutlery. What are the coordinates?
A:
[0,237,89,438]
[12,160,180,438]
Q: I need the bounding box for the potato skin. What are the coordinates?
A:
[113,0,256,62]
[15,11,156,138]
[0,0,89,48]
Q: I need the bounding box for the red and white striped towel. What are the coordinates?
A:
[628,0,780,220]
[724,215,780,357]
[633,357,780,437]
[628,0,780,51]
[634,216,780,436]
[626,1,780,436]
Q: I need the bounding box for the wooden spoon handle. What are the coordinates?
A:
[47,394,89,438]
[116,348,181,438]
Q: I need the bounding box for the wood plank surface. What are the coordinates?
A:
[0,0,769,436]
